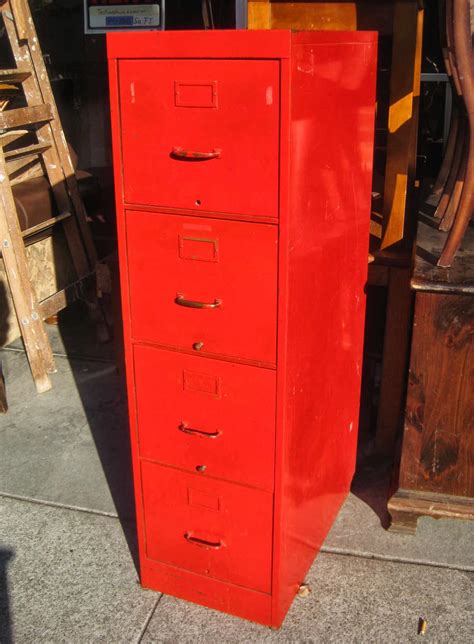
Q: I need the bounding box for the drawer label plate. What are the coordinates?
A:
[183,370,221,398]
[175,81,218,108]
[179,236,219,262]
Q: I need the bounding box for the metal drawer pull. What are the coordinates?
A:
[171,147,222,160]
[184,532,223,550]
[179,423,220,439]
[175,295,221,309]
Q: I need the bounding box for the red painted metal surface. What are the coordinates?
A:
[126,210,278,365]
[119,59,280,218]
[108,29,377,628]
[273,39,378,625]
[141,462,273,593]
[134,345,276,491]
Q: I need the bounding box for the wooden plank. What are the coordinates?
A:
[0,69,30,83]
[0,231,77,347]
[13,1,98,269]
[388,288,474,533]
[22,211,71,239]
[434,116,466,220]
[9,160,43,185]
[412,216,474,294]
[7,154,41,177]
[3,4,91,281]
[38,271,95,320]
[438,0,474,267]
[248,1,357,30]
[247,1,271,28]
[0,103,53,130]
[388,489,474,534]
[5,142,51,179]
[367,262,390,287]
[381,2,424,249]
[0,147,54,391]
[3,1,108,351]
[248,1,394,34]
[399,292,473,497]
[427,102,460,204]
[0,129,29,147]
[375,266,414,454]
[445,0,463,96]
[439,133,468,231]
[9,0,28,41]
[4,141,51,160]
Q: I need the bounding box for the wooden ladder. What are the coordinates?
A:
[0,0,105,393]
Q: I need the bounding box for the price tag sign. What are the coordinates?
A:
[84,1,163,34]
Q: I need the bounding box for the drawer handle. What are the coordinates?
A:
[171,146,222,160]
[175,295,221,309]
[179,423,221,439]
[184,532,223,550]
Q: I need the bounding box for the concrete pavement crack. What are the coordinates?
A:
[136,594,164,643]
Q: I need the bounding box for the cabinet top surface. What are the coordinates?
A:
[107,29,377,60]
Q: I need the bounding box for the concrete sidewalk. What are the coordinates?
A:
[1,310,473,642]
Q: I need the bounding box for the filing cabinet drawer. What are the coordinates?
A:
[134,345,276,491]
[126,211,278,365]
[141,462,273,593]
[119,59,279,219]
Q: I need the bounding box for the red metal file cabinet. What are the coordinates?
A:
[107,30,377,627]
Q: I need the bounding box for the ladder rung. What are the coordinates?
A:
[22,212,72,239]
[5,142,51,160]
[0,69,31,83]
[0,129,29,147]
[0,104,53,130]
[7,155,42,179]
[10,162,43,186]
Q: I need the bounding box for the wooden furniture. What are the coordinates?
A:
[248,1,423,252]
[0,0,105,392]
[248,0,425,458]
[428,0,474,267]
[388,215,474,533]
[108,30,376,626]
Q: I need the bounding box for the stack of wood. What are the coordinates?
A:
[427,0,474,267]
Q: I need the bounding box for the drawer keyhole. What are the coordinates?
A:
[195,199,201,206]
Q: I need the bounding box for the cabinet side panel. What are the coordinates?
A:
[273,39,377,625]
[108,56,148,567]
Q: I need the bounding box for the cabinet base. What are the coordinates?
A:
[388,489,474,535]
[141,558,275,627]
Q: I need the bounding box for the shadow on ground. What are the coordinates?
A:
[0,547,14,644]
[350,457,393,530]
[55,300,139,573]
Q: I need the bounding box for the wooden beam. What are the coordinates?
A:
[375,267,414,454]
[0,148,54,391]
[381,2,424,249]
[0,104,53,130]
[248,1,357,30]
